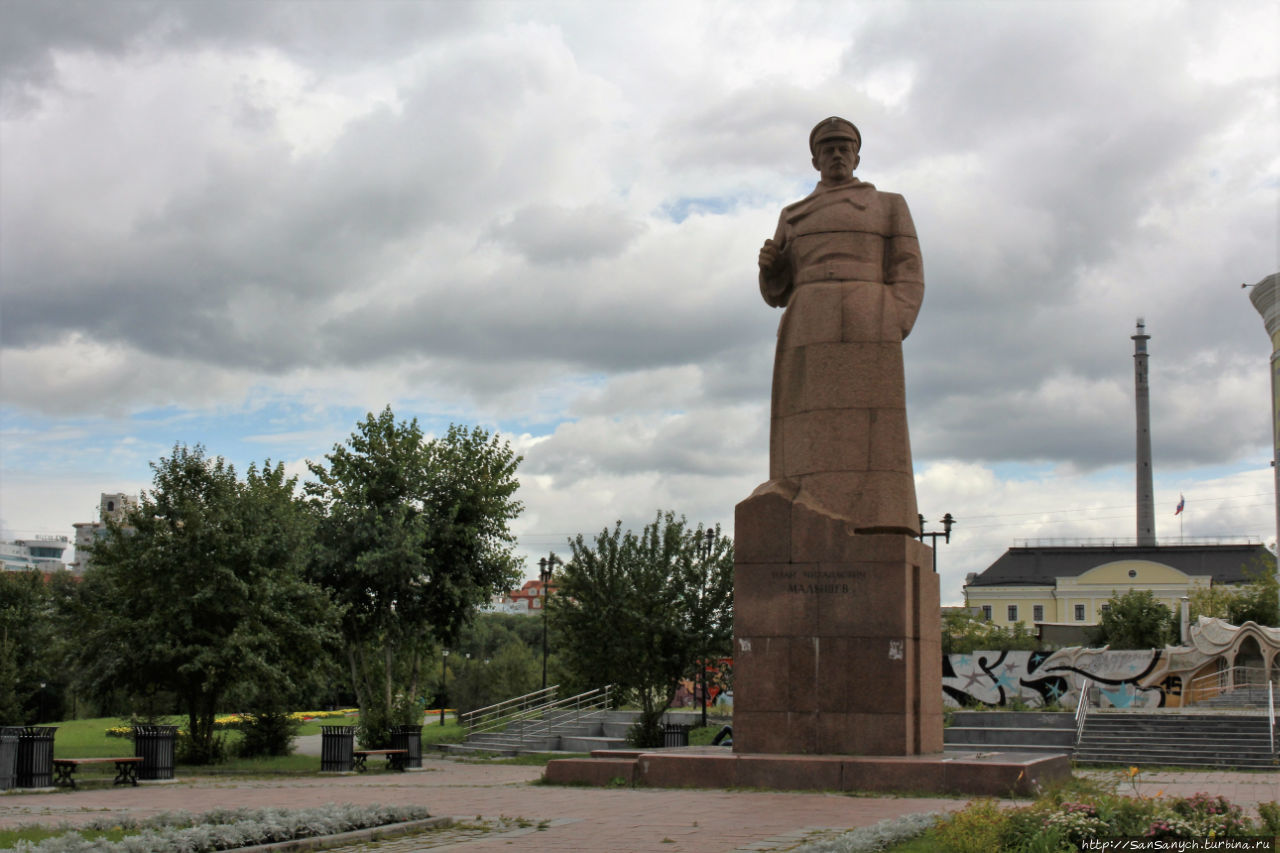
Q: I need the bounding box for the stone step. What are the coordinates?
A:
[943,742,1072,755]
[1073,750,1278,769]
[944,727,1075,747]
[1074,710,1277,769]
[560,735,629,753]
[949,712,1076,729]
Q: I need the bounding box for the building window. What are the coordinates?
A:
[1007,605,1018,622]
[981,605,992,621]
[1033,605,1044,622]
[1074,604,1085,621]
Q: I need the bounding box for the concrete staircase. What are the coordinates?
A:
[440,710,704,757]
[944,711,1076,755]
[1074,711,1279,769]
[1193,686,1273,710]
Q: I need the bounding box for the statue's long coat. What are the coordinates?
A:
[759,178,925,534]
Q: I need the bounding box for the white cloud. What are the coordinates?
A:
[2,0,1277,595]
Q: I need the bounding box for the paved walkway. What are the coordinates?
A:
[1,757,1275,852]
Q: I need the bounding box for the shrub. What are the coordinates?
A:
[176,730,227,765]
[235,709,302,758]
[1257,801,1280,838]
[1042,802,1108,848]
[1169,792,1252,836]
[933,799,1008,853]
[625,716,664,749]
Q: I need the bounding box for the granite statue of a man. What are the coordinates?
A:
[756,116,924,535]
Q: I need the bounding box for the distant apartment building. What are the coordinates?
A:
[70,492,138,573]
[0,536,71,572]
[485,578,558,614]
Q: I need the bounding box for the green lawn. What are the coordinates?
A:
[33,714,465,785]
[48,717,129,759]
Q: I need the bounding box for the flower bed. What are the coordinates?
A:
[788,782,1280,852]
[105,710,358,738]
[8,803,431,852]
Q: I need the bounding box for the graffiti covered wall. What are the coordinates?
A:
[943,648,1170,709]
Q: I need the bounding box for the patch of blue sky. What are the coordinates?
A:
[1153,455,1272,489]
[492,415,572,440]
[660,196,736,224]
[985,461,1063,482]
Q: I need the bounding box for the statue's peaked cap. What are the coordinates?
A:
[809,117,861,154]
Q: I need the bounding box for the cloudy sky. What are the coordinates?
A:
[2,0,1277,604]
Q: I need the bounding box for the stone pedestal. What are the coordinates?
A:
[732,480,942,755]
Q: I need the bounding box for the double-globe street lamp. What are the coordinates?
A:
[538,554,560,691]
[695,529,715,728]
[918,513,955,575]
[439,649,449,725]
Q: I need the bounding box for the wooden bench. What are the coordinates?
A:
[52,757,143,789]
[351,748,407,772]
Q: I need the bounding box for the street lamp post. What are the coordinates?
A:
[539,554,559,691]
[439,649,449,725]
[918,513,956,575]
[695,529,715,728]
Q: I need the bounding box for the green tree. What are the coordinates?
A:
[306,408,523,747]
[448,641,540,715]
[72,445,335,763]
[942,610,1041,655]
[0,570,55,724]
[445,612,546,714]
[550,512,733,747]
[1189,555,1278,628]
[678,524,734,726]
[1090,589,1174,650]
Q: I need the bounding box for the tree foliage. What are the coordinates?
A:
[306,408,523,747]
[942,610,1041,655]
[71,445,335,763]
[1090,589,1175,650]
[1188,555,1279,628]
[0,571,57,724]
[446,612,545,714]
[549,512,734,747]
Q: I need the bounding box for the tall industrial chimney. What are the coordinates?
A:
[1132,319,1156,546]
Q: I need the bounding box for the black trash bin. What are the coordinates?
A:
[320,725,356,772]
[133,725,178,780]
[390,725,423,769]
[16,726,57,788]
[0,727,21,790]
[662,723,690,747]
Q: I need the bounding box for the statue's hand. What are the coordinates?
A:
[759,239,782,272]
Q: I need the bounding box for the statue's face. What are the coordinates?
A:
[812,138,859,183]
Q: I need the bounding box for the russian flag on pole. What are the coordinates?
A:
[1175,494,1185,515]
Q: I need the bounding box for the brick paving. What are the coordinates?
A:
[0,756,1275,852]
[1078,766,1280,812]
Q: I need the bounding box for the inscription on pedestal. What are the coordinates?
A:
[772,568,866,595]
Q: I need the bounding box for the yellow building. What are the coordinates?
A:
[963,542,1270,629]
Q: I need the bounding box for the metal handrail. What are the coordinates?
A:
[462,685,613,743]
[1184,665,1273,705]
[1075,679,1090,746]
[508,685,613,742]
[460,685,559,735]
[1268,681,1275,754]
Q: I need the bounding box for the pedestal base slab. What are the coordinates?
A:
[544,748,1071,798]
